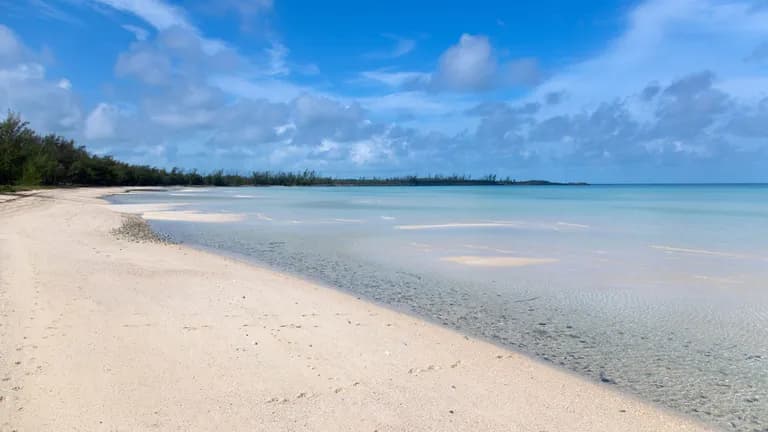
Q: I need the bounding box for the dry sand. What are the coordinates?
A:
[0,188,713,431]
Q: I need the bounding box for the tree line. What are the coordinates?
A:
[0,112,585,189]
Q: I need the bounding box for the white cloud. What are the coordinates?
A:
[115,42,172,84]
[388,38,416,58]
[57,78,72,89]
[503,58,542,87]
[5,0,768,181]
[349,135,395,165]
[91,0,192,30]
[266,41,289,76]
[433,34,496,91]
[293,94,357,125]
[210,75,313,102]
[85,103,120,139]
[121,24,150,41]
[113,24,246,90]
[297,63,320,75]
[431,34,542,92]
[93,0,232,56]
[356,91,470,120]
[274,122,295,136]
[212,0,273,17]
[9,0,82,25]
[529,0,768,110]
[359,34,541,94]
[0,26,81,134]
[0,63,45,81]
[365,34,416,59]
[358,70,430,89]
[0,25,23,60]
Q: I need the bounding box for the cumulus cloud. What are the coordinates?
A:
[288,95,383,149]
[115,25,243,87]
[6,4,414,172]
[79,15,418,171]
[462,69,766,172]
[432,34,497,91]
[528,0,768,106]
[4,0,768,181]
[85,103,120,139]
[92,0,233,56]
[115,41,172,84]
[0,25,82,135]
[361,34,541,93]
[653,71,730,140]
[442,0,768,181]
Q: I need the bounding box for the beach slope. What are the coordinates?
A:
[0,188,710,431]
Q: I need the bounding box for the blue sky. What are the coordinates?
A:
[1,0,767,182]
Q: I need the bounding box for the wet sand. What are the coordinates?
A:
[0,188,712,431]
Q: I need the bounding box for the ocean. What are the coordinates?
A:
[109,184,768,431]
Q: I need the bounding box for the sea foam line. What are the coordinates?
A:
[650,245,743,258]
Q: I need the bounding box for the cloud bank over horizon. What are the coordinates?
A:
[1,0,767,182]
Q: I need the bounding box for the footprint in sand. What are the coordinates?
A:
[268,391,320,404]
[408,364,440,375]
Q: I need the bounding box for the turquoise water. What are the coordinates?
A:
[110,185,768,431]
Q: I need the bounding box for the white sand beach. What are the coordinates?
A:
[0,188,712,431]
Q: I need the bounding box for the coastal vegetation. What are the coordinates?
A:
[0,113,585,189]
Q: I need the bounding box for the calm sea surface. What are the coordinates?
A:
[109,185,768,431]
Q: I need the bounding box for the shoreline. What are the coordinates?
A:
[1,187,712,431]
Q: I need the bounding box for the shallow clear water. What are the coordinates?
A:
[110,185,768,431]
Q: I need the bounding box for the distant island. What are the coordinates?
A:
[0,112,586,190]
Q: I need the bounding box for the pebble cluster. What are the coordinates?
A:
[111,214,173,244]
